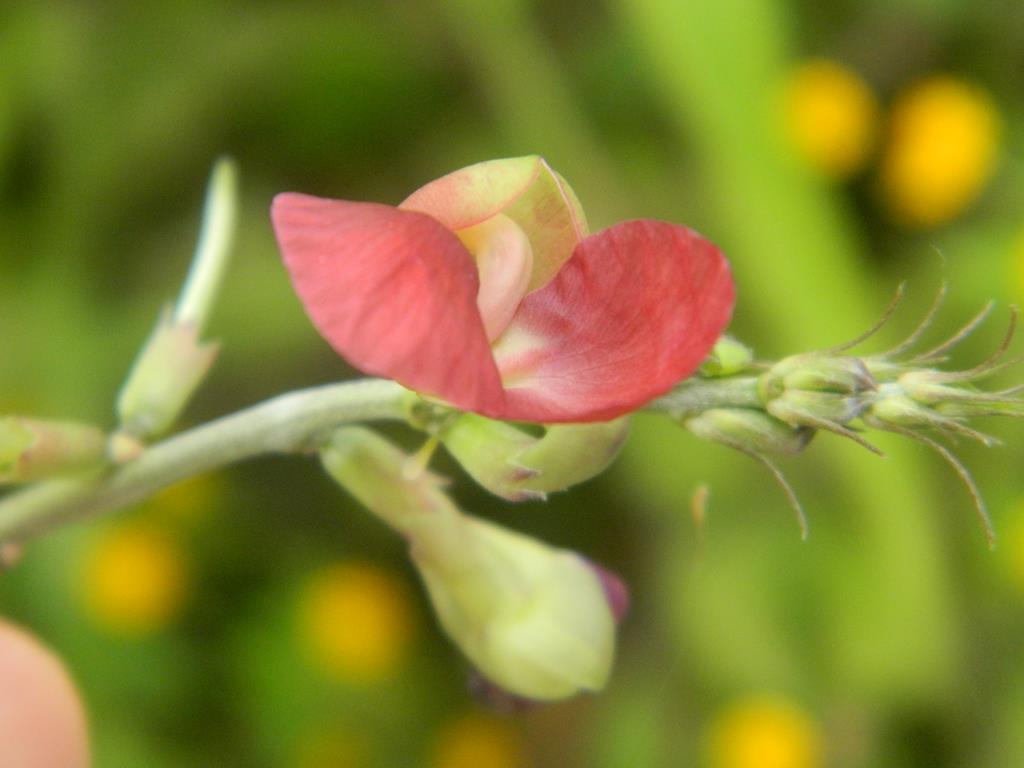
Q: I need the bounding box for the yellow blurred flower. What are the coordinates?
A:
[880,76,1001,228]
[429,712,527,768]
[298,562,414,683]
[80,523,189,636]
[707,696,823,768]
[783,59,879,179]
[292,727,367,768]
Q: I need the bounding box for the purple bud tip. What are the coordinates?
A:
[588,561,630,623]
[467,670,541,714]
[509,465,542,482]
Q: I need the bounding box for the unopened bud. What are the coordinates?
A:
[441,413,629,501]
[1,417,106,482]
[898,370,982,407]
[321,426,618,701]
[415,516,616,700]
[440,415,541,501]
[760,353,875,400]
[767,389,867,428]
[867,386,1003,445]
[518,418,630,492]
[701,336,754,377]
[685,408,812,455]
[868,391,943,429]
[466,559,628,712]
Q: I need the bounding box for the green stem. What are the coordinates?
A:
[646,376,761,417]
[0,378,409,544]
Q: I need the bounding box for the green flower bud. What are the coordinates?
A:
[516,418,630,493]
[898,370,983,407]
[441,414,629,501]
[1,417,106,483]
[701,336,754,377]
[440,415,541,501]
[867,385,1006,445]
[414,516,616,700]
[759,353,875,400]
[320,426,617,700]
[684,408,812,455]
[783,356,874,394]
[868,391,943,428]
[117,310,219,438]
[767,389,867,427]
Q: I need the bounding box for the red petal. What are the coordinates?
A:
[489,220,735,422]
[271,194,504,412]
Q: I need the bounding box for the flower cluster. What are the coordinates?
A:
[3,156,1018,710]
[661,290,1021,544]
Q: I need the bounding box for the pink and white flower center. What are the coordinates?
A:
[457,214,533,342]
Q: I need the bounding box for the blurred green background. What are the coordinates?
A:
[2,1,1023,766]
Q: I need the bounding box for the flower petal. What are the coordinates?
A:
[400,156,588,292]
[400,156,540,230]
[489,220,735,422]
[509,163,589,292]
[457,214,534,342]
[272,193,504,412]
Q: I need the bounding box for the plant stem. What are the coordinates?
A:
[0,378,409,545]
[646,375,762,417]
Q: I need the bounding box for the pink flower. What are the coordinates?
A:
[271,156,735,423]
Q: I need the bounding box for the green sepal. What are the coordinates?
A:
[441,414,630,501]
[767,389,867,427]
[440,415,541,501]
[116,307,219,438]
[515,417,631,493]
